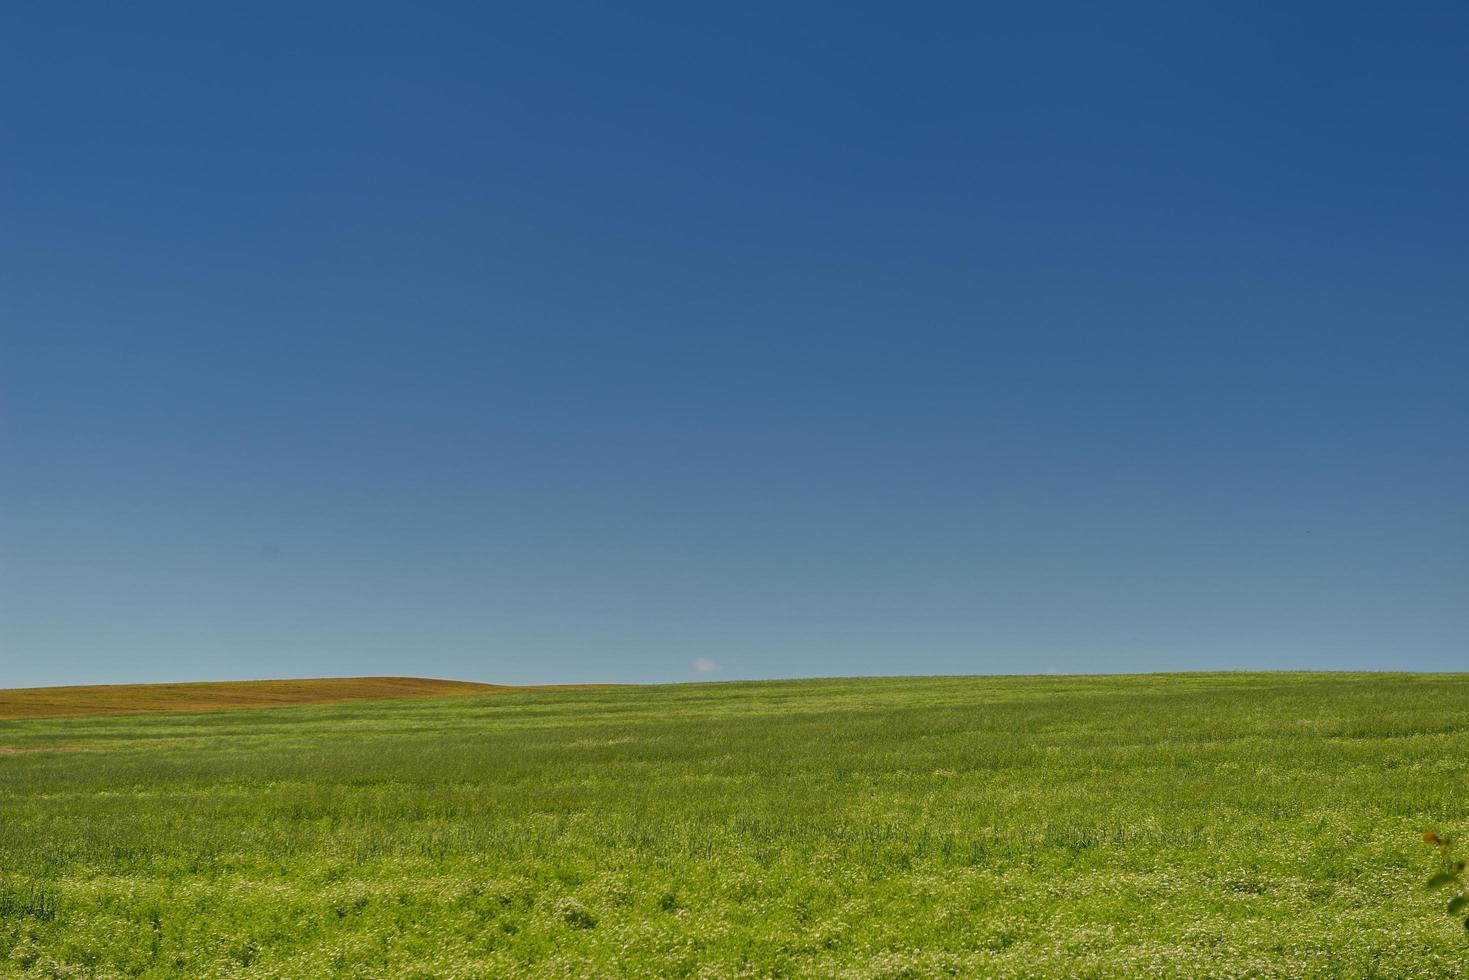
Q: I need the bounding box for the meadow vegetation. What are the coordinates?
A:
[1,672,1467,977]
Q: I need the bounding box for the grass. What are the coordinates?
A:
[0,676,603,720]
[1,672,1467,977]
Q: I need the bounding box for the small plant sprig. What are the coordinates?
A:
[1422,831,1469,931]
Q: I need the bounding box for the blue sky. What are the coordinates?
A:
[2,2,1465,687]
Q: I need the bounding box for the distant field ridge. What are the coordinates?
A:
[0,676,590,720]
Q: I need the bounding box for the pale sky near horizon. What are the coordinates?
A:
[2,2,1466,688]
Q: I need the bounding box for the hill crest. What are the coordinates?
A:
[0,676,586,720]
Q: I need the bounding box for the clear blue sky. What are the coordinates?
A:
[2,2,1465,688]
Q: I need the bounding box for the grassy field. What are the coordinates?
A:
[1,673,1467,977]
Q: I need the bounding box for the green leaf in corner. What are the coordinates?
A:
[1426,873,1459,890]
[1449,895,1469,914]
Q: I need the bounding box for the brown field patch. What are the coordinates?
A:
[0,676,604,720]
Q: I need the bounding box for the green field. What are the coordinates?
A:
[2,673,1467,977]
